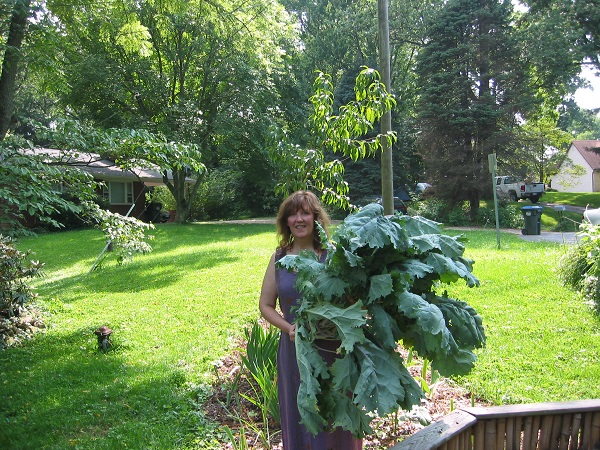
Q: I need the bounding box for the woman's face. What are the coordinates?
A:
[287,206,315,242]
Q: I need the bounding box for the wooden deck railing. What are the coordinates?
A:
[390,399,600,450]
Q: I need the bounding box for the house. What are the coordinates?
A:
[29,148,190,221]
[551,140,600,192]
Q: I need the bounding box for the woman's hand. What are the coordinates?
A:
[288,323,296,342]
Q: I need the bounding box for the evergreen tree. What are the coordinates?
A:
[415,0,535,217]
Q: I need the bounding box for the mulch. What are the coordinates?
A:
[206,338,487,449]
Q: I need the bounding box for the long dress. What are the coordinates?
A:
[275,249,362,450]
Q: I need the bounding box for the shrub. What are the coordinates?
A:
[193,170,248,220]
[0,235,44,317]
[447,203,469,226]
[408,198,449,222]
[146,186,176,211]
[558,222,600,314]
[475,205,523,229]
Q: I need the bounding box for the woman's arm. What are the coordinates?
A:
[259,253,296,341]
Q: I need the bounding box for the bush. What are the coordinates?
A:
[408,198,449,222]
[475,205,523,229]
[146,186,176,211]
[193,170,248,220]
[558,222,600,314]
[447,203,469,226]
[0,235,44,317]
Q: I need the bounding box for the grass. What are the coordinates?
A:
[543,191,600,208]
[443,229,600,405]
[494,191,600,231]
[1,221,600,448]
[1,223,276,449]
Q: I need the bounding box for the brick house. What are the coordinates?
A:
[31,148,188,222]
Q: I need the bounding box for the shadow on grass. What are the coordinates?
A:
[25,223,274,298]
[0,328,204,449]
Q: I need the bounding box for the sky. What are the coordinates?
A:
[574,65,600,111]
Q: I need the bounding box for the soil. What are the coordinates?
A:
[206,338,487,449]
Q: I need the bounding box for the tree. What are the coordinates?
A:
[525,0,600,69]
[0,135,98,235]
[47,120,206,224]
[0,0,32,140]
[44,0,294,220]
[558,99,600,140]
[271,68,396,209]
[517,111,573,183]
[415,0,536,217]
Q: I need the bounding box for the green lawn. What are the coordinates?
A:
[1,223,599,449]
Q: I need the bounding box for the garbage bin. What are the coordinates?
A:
[521,205,543,235]
[145,202,163,222]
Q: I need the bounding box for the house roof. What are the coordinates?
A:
[572,140,600,170]
[26,148,194,186]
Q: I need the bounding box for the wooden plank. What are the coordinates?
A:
[496,418,506,449]
[522,415,535,450]
[505,416,520,450]
[580,411,593,450]
[485,419,497,449]
[538,414,553,449]
[549,414,563,449]
[461,399,600,420]
[591,412,600,449]
[529,415,541,450]
[389,410,477,450]
[558,413,572,450]
[568,413,581,450]
[473,422,485,450]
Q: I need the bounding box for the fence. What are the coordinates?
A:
[390,399,600,450]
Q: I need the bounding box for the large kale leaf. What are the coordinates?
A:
[276,203,485,437]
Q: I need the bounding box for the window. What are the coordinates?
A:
[102,181,134,205]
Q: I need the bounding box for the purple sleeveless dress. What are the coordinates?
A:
[275,249,362,450]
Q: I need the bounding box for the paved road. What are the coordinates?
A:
[222,203,586,245]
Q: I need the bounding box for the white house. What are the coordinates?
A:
[551,140,600,192]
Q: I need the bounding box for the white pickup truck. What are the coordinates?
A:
[495,176,545,203]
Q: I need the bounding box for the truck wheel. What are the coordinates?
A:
[522,229,528,235]
[509,192,518,202]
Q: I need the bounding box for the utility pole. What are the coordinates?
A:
[378,0,394,215]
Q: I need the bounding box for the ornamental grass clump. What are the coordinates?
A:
[277,203,486,437]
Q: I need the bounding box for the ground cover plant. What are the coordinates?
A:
[0,223,599,449]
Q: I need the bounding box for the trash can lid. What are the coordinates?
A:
[521,205,543,210]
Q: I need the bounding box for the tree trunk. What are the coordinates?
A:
[378,0,394,215]
[0,0,32,140]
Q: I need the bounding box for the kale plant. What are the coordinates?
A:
[277,203,485,437]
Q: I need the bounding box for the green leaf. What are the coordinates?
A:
[434,295,486,349]
[353,341,422,415]
[410,233,466,258]
[395,290,450,354]
[330,392,373,437]
[301,301,367,353]
[368,273,394,303]
[369,304,401,350]
[425,253,479,287]
[400,258,434,281]
[295,327,329,434]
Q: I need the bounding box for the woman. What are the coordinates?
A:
[259,190,362,450]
